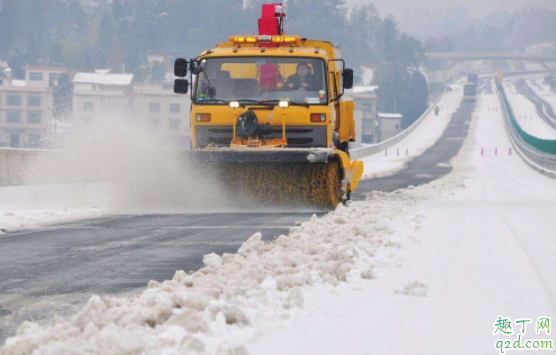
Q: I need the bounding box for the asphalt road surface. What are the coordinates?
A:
[0,212,315,342]
[0,92,476,344]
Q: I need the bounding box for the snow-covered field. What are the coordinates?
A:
[3,84,555,354]
[360,85,463,179]
[503,78,556,139]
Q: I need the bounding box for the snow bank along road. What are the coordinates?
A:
[4,74,552,354]
[249,79,556,355]
[0,85,475,345]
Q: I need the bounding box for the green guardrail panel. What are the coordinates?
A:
[498,84,556,155]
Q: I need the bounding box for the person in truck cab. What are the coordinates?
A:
[285,63,318,91]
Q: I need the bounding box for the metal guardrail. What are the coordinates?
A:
[497,83,556,178]
[350,90,447,160]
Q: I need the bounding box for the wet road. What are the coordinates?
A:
[0,212,316,341]
[0,92,476,343]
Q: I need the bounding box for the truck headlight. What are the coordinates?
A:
[195,113,211,122]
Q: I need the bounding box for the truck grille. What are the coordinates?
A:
[195,125,327,148]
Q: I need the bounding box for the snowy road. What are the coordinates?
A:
[354,100,474,194]
[514,78,556,129]
[504,77,556,139]
[249,86,556,353]
[0,85,475,343]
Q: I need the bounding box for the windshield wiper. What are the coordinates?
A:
[198,99,229,104]
[237,99,276,106]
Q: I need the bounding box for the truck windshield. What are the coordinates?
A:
[464,84,477,96]
[193,57,327,105]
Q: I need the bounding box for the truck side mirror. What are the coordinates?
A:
[343,69,354,89]
[190,62,203,75]
[174,58,188,77]
[174,79,189,94]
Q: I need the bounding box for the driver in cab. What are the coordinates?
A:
[285,63,318,91]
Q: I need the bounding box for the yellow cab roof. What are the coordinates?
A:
[198,39,340,62]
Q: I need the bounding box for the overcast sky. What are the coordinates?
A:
[344,0,556,19]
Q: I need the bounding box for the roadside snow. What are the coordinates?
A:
[0,184,106,234]
[360,85,463,179]
[248,81,556,355]
[503,78,556,139]
[1,179,428,354]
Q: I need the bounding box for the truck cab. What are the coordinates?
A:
[183,36,354,151]
[171,3,363,209]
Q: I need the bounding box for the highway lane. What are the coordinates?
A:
[353,98,476,195]
[0,91,476,344]
[513,78,556,131]
[0,212,317,342]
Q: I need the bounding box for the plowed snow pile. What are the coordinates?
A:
[1,189,444,354]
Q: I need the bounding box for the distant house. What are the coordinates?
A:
[378,113,402,142]
[347,86,379,146]
[24,65,68,88]
[132,82,191,147]
[71,72,191,147]
[0,66,68,148]
[72,72,135,121]
[339,86,403,145]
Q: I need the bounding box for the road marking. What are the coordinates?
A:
[155,226,292,229]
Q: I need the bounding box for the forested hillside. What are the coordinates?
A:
[0,0,428,126]
[409,7,556,51]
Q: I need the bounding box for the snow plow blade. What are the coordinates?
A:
[185,148,363,209]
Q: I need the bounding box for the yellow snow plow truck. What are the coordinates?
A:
[174,3,363,209]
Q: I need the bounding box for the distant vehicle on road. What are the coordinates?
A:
[464,83,477,101]
[497,72,505,84]
[467,73,479,85]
